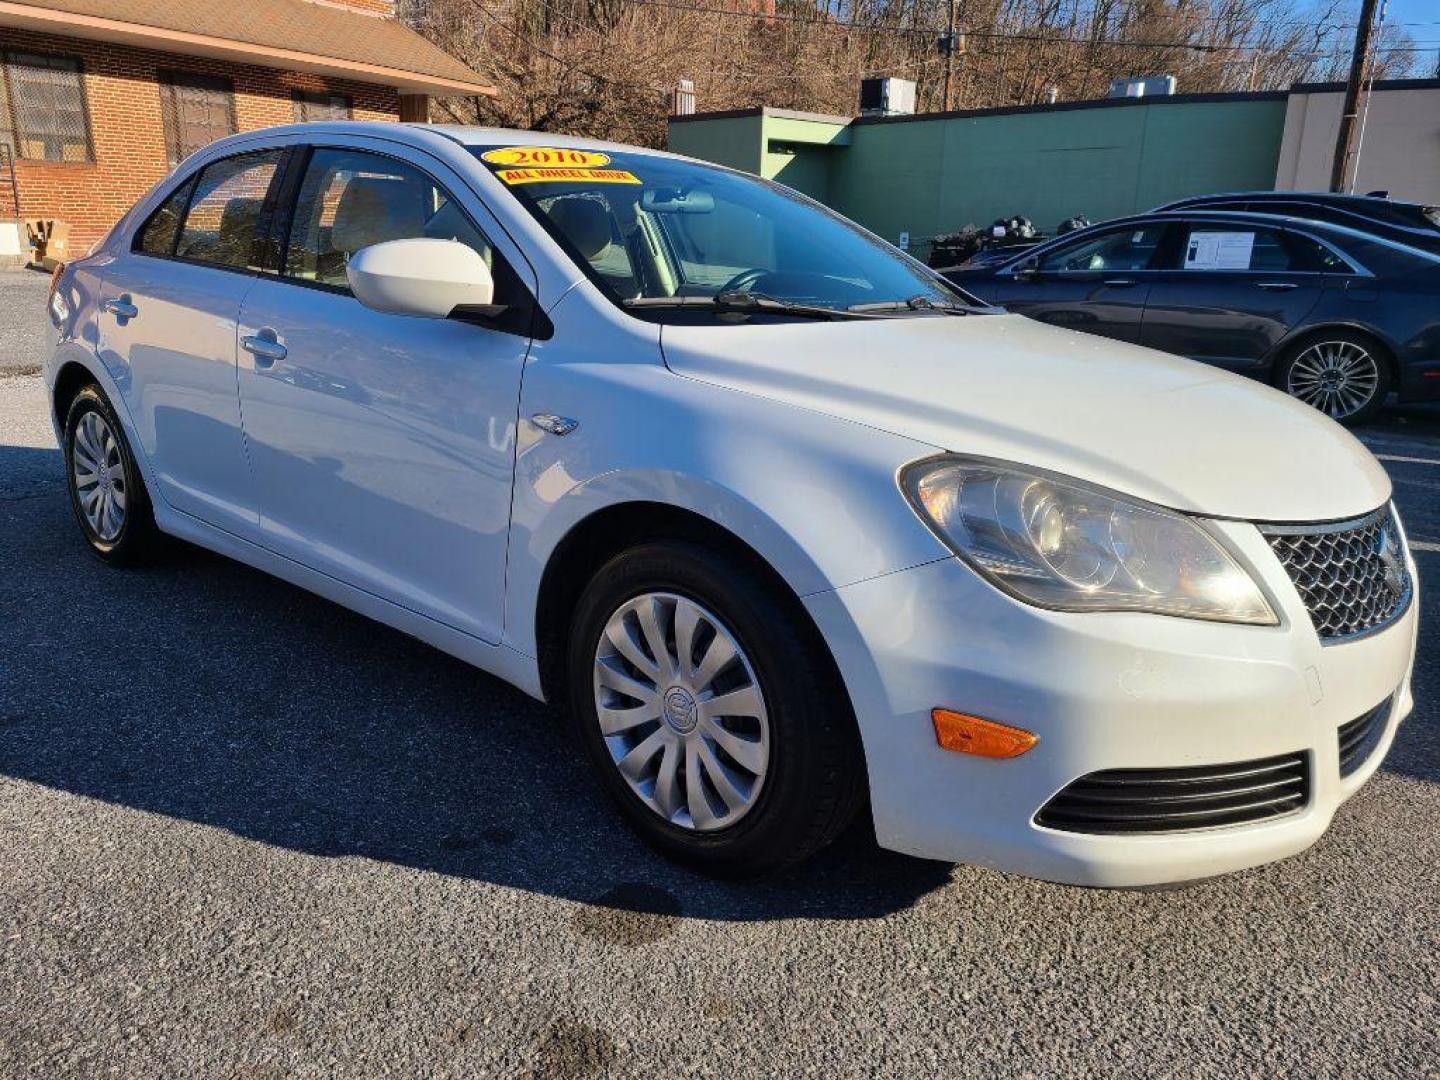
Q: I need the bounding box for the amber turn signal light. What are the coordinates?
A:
[931,709,1037,758]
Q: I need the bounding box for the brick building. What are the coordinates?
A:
[0,0,494,259]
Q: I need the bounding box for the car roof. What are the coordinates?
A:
[1158,190,1433,211]
[194,121,701,174]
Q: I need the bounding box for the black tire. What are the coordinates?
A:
[566,541,865,877]
[1276,330,1392,427]
[63,384,162,565]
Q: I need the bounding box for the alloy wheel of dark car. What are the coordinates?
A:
[1279,334,1391,426]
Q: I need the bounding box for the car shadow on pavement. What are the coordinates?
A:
[0,448,954,923]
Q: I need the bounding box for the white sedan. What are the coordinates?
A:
[45,124,1418,886]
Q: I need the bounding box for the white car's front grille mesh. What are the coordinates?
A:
[1262,507,1411,642]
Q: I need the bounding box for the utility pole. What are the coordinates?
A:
[941,0,959,112]
[1330,0,1380,192]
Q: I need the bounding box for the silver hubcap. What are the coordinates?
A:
[593,592,770,831]
[1287,341,1380,420]
[72,410,127,542]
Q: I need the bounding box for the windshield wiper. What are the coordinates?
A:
[623,291,877,320]
[847,294,974,315]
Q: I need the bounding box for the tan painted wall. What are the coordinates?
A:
[1275,84,1440,204]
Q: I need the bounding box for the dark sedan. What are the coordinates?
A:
[945,210,1440,424]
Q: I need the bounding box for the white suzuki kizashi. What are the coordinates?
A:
[45,124,1418,885]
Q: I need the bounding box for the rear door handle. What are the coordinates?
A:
[102,298,138,319]
[1256,281,1299,291]
[1103,279,1137,288]
[241,332,288,368]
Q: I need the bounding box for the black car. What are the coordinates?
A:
[945,210,1440,424]
[1154,191,1440,257]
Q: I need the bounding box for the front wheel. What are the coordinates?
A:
[566,541,864,877]
[1278,333,1391,426]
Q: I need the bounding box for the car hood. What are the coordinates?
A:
[659,313,1391,522]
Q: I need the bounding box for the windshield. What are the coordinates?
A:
[472,145,968,317]
[1425,206,1440,230]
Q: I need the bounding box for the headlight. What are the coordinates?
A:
[901,457,1277,625]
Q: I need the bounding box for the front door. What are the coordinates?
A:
[1139,221,1326,372]
[96,149,285,536]
[235,145,534,644]
[989,223,1165,344]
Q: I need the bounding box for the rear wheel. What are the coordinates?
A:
[64,385,161,564]
[566,541,864,877]
[1278,332,1391,426]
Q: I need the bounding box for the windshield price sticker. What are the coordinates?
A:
[482,146,612,168]
[496,167,641,185]
[1184,230,1256,271]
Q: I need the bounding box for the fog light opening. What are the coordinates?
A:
[932,709,1037,758]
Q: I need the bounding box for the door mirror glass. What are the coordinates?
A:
[346,238,495,319]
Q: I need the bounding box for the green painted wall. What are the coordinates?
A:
[757,114,850,202]
[668,98,1289,248]
[666,113,766,175]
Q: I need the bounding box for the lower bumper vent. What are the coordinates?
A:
[1036,753,1310,834]
[1338,698,1391,778]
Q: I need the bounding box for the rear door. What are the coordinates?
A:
[984,222,1165,343]
[1138,220,1325,372]
[96,149,285,537]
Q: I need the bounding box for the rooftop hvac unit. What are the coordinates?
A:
[1107,75,1177,99]
[859,78,917,117]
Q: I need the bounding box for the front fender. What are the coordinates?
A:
[504,330,950,658]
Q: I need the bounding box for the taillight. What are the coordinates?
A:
[47,261,69,327]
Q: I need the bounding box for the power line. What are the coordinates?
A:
[595,0,1421,56]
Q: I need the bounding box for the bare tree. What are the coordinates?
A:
[399,0,1420,146]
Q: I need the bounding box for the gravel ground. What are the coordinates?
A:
[0,269,49,375]
[1,372,1438,1078]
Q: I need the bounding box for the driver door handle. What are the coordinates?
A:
[241,332,288,368]
[102,297,138,319]
[1103,279,1137,288]
[1256,281,1299,291]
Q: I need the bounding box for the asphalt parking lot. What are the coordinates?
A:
[1,271,1437,1077]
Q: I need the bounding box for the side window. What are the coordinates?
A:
[1175,226,1293,272]
[134,176,196,256]
[174,150,283,269]
[1285,233,1352,273]
[1039,225,1164,273]
[283,147,509,297]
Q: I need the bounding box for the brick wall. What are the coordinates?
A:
[0,25,401,250]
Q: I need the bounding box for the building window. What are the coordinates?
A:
[293,90,352,123]
[0,52,93,163]
[159,71,237,167]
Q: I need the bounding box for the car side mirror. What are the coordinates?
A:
[346,238,496,319]
[1014,257,1041,280]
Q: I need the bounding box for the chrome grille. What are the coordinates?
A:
[1262,507,1411,642]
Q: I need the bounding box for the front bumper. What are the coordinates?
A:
[805,517,1419,887]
